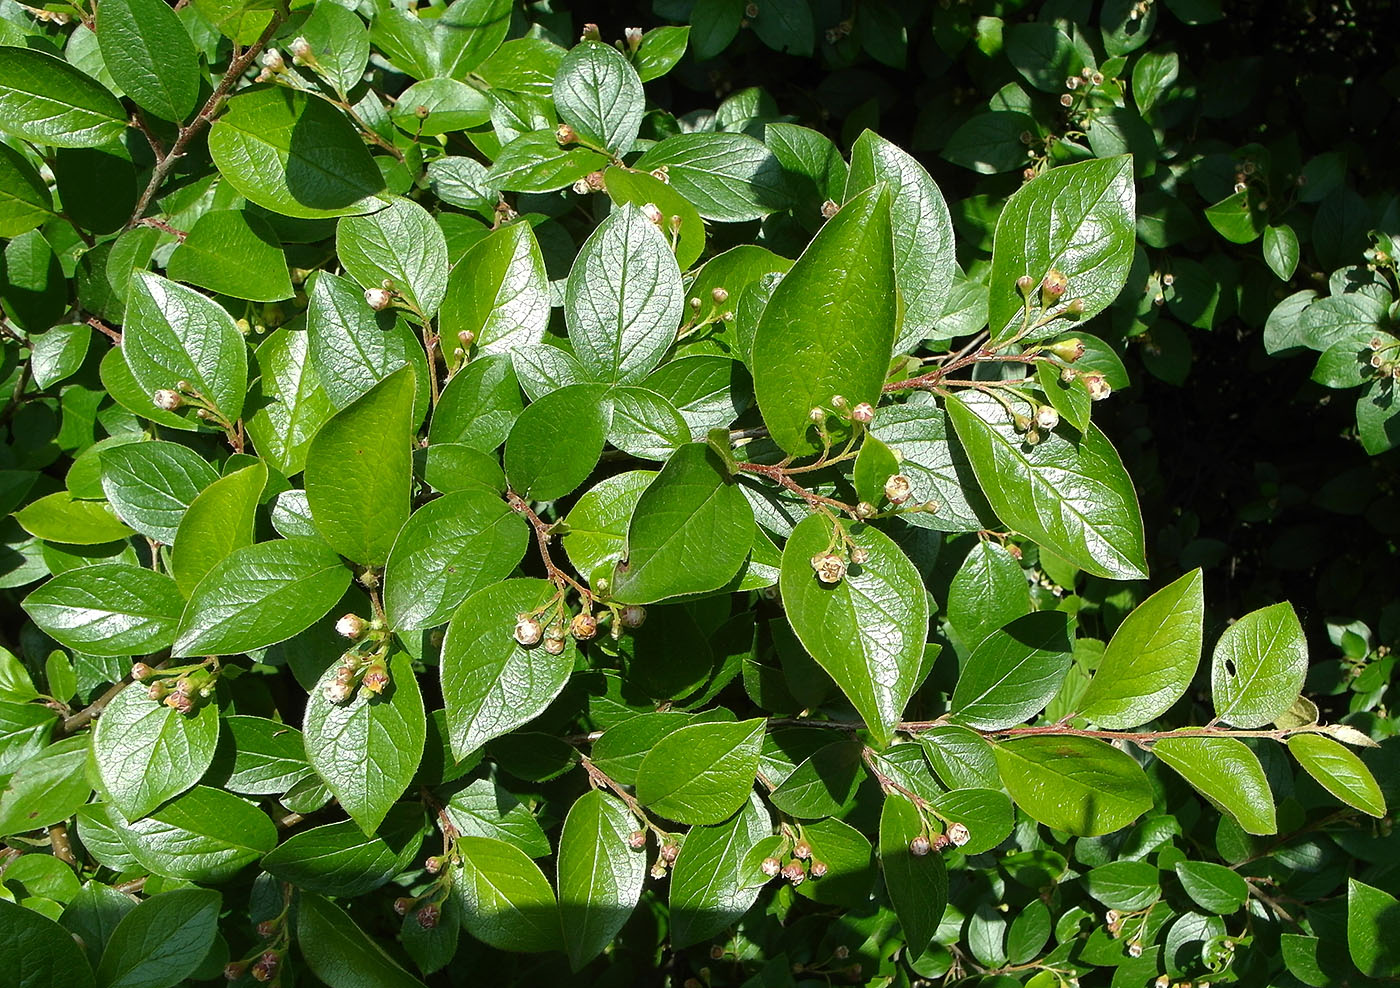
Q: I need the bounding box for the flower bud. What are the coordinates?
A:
[261,49,284,72]
[1013,412,1032,433]
[1090,71,1104,85]
[808,406,825,423]
[910,835,931,856]
[1127,941,1143,958]
[625,26,643,50]
[761,856,782,876]
[931,833,951,852]
[256,919,279,938]
[711,287,729,305]
[1064,298,1086,316]
[809,859,828,878]
[850,546,870,564]
[1084,374,1112,401]
[130,662,155,680]
[361,662,390,694]
[250,951,279,983]
[834,944,849,959]
[830,394,849,410]
[884,474,912,505]
[1066,75,1080,90]
[1060,93,1074,107]
[514,616,543,646]
[544,636,566,655]
[641,202,663,226]
[627,830,647,849]
[164,691,195,715]
[323,680,354,704]
[1035,406,1059,431]
[152,389,183,411]
[821,199,840,219]
[394,897,415,915]
[364,288,391,310]
[555,122,577,145]
[850,402,874,424]
[947,822,970,846]
[1016,274,1035,296]
[570,611,598,641]
[792,840,812,860]
[224,961,248,980]
[781,861,806,885]
[1105,910,1120,925]
[1048,337,1085,362]
[855,501,876,519]
[811,553,846,584]
[580,22,601,41]
[745,2,759,18]
[650,860,668,879]
[425,855,444,874]
[336,613,368,640]
[618,605,647,629]
[1041,268,1069,298]
[417,903,440,929]
[147,681,169,701]
[289,36,313,61]
[660,841,680,864]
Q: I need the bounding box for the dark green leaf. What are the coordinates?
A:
[115,786,277,881]
[95,0,199,121]
[558,789,647,970]
[951,611,1073,730]
[451,836,560,953]
[100,440,219,544]
[879,793,947,956]
[669,792,771,948]
[95,889,220,988]
[1175,860,1248,914]
[170,460,265,596]
[1287,733,1386,817]
[0,898,95,988]
[947,541,1031,649]
[553,41,644,154]
[1151,737,1276,835]
[634,133,792,223]
[0,735,91,835]
[0,47,126,147]
[635,718,764,824]
[262,805,425,896]
[503,383,610,501]
[166,210,293,302]
[337,197,448,317]
[994,736,1154,836]
[297,892,426,988]
[92,682,219,820]
[1347,879,1400,978]
[1211,601,1307,728]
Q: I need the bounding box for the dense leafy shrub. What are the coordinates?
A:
[0,2,1396,987]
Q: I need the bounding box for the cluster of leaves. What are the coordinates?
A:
[0,2,1396,988]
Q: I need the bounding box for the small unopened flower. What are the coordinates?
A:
[650,860,668,879]
[1063,298,1086,317]
[884,474,912,505]
[250,951,279,983]
[1060,93,1074,107]
[808,406,826,423]
[745,1,759,16]
[850,546,870,564]
[855,501,876,519]
[618,605,646,629]
[1035,406,1059,431]
[416,903,440,929]
[792,840,812,860]
[1090,71,1104,85]
[164,691,195,715]
[556,123,577,145]
[393,897,415,915]
[570,611,598,640]
[514,616,543,646]
[425,855,444,874]
[224,961,248,980]
[544,636,566,655]
[1041,268,1069,298]
[711,286,729,304]
[650,167,669,184]
[781,861,805,885]
[821,199,839,219]
[364,288,391,310]
[659,841,680,863]
[1084,374,1112,401]
[361,662,389,694]
[1127,941,1143,958]
[641,202,663,225]
[931,833,951,852]
[261,49,284,72]
[1016,274,1035,296]
[809,859,828,878]
[851,402,874,424]
[811,553,846,584]
[1066,75,1080,90]
[1048,337,1085,362]
[627,830,647,849]
[323,680,354,704]
[761,856,782,876]
[833,945,849,959]
[147,681,169,701]
[1155,977,1170,988]
[289,36,313,62]
[624,26,643,50]
[909,835,931,856]
[130,662,155,680]
[947,822,970,846]
[1105,910,1120,925]
[336,613,368,639]
[580,22,601,41]
[152,389,183,411]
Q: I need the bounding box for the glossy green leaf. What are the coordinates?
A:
[305,366,416,566]
[99,440,219,544]
[298,2,370,96]
[451,836,560,953]
[947,390,1147,580]
[208,87,386,218]
[868,397,994,532]
[952,611,1074,730]
[994,736,1154,836]
[297,892,427,988]
[769,741,864,818]
[92,681,219,820]
[987,156,1136,341]
[1079,569,1203,728]
[565,204,683,386]
[440,578,577,758]
[791,815,876,907]
[95,889,220,988]
[0,735,91,836]
[1211,601,1307,728]
[337,197,448,317]
[444,778,551,857]
[211,714,308,795]
[609,443,752,603]
[306,271,429,417]
[486,130,609,193]
[558,789,648,970]
[605,166,706,271]
[779,514,928,745]
[918,725,1001,790]
[29,323,90,389]
[1263,223,1300,280]
[167,210,293,302]
[261,805,425,896]
[0,898,94,988]
[124,271,248,424]
[880,793,948,956]
[504,383,610,501]
[947,541,1031,649]
[561,470,654,579]
[634,133,792,222]
[429,354,523,452]
[440,222,549,354]
[95,0,199,121]
[172,538,351,657]
[669,792,771,947]
[1287,733,1386,817]
[751,185,895,454]
[1347,879,1400,978]
[115,786,276,881]
[391,78,491,135]
[169,461,264,598]
[851,434,899,508]
[1174,860,1248,914]
[1085,860,1160,911]
[1151,736,1276,834]
[553,41,644,154]
[0,47,126,147]
[303,650,425,833]
[23,563,184,657]
[0,140,55,237]
[635,718,764,824]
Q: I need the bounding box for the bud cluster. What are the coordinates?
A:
[323,617,393,704]
[759,832,829,888]
[138,662,217,716]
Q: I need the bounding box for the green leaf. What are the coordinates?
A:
[1132,48,1178,113]
[609,443,753,603]
[1035,360,1092,432]
[92,681,218,820]
[669,792,771,947]
[1151,737,1276,834]
[1287,733,1386,817]
[565,204,684,386]
[994,736,1154,836]
[208,87,386,218]
[1078,569,1203,728]
[0,140,55,237]
[0,735,91,836]
[261,805,425,896]
[427,354,522,452]
[868,397,994,532]
[0,899,94,988]
[951,611,1074,731]
[211,714,309,795]
[95,889,220,988]
[124,271,248,424]
[557,789,648,970]
[946,390,1147,580]
[879,793,948,956]
[298,2,370,97]
[634,132,792,222]
[171,461,265,597]
[635,718,765,824]
[1205,189,1265,244]
[440,222,549,354]
[0,47,126,147]
[1263,223,1300,280]
[306,271,429,417]
[95,0,199,121]
[486,130,609,193]
[337,197,448,317]
[605,166,706,272]
[778,514,929,745]
[99,440,219,544]
[114,786,276,881]
[1347,879,1400,978]
[444,778,551,857]
[297,892,427,988]
[918,725,1000,790]
[305,366,416,566]
[1086,860,1161,912]
[29,323,90,389]
[166,210,293,302]
[947,541,1031,650]
[792,815,876,907]
[451,836,560,953]
[769,741,864,818]
[633,25,689,81]
[440,578,576,758]
[851,434,899,507]
[553,41,644,154]
[504,383,610,501]
[1211,601,1307,728]
[987,156,1136,341]
[390,78,491,136]
[1174,860,1248,914]
[752,185,895,454]
[0,701,57,775]
[562,470,654,579]
[846,130,955,352]
[172,538,352,657]
[303,650,425,833]
[434,0,512,78]
[384,488,528,632]
[23,563,184,657]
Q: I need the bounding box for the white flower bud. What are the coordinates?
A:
[641,202,663,225]
[1035,405,1059,431]
[364,288,392,310]
[947,822,970,846]
[335,613,368,640]
[514,616,543,646]
[851,402,874,424]
[289,37,313,61]
[261,49,285,72]
[153,389,183,411]
[884,474,913,505]
[811,553,847,584]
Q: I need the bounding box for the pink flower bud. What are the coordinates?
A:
[152,389,183,411]
[514,616,543,646]
[851,402,874,424]
[335,613,367,639]
[364,288,391,310]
